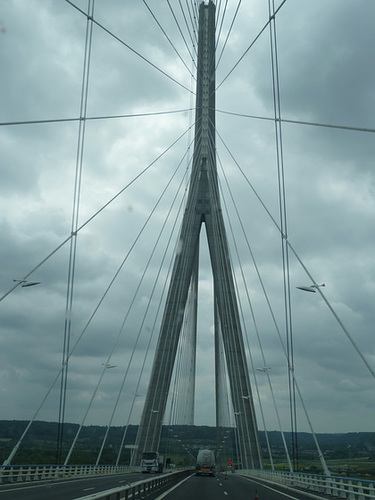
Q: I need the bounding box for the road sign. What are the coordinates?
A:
[227,460,232,466]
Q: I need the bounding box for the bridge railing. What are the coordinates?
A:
[72,469,193,500]
[240,469,375,500]
[0,464,135,484]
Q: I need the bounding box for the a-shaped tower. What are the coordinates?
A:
[132,1,262,469]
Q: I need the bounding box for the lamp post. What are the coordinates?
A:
[296,283,325,293]
[13,279,41,287]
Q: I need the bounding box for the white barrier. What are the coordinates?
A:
[0,464,131,484]
[239,469,375,500]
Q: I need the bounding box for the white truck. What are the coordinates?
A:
[195,449,216,476]
[141,451,164,473]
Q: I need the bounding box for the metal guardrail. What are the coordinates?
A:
[239,469,375,500]
[73,470,193,500]
[5,464,375,500]
[0,464,133,484]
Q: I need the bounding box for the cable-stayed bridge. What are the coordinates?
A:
[1,1,375,497]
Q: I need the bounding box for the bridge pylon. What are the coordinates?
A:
[131,0,262,469]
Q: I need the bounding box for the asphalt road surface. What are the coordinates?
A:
[0,471,142,499]
[0,471,329,500]
[148,472,327,500]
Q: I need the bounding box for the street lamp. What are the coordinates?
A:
[13,279,41,287]
[296,283,325,293]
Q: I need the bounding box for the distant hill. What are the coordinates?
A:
[1,420,375,465]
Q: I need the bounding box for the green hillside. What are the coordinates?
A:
[1,420,375,477]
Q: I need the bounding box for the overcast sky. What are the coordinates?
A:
[1,0,375,445]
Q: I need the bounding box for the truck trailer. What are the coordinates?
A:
[195,449,216,476]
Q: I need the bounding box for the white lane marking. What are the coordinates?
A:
[244,478,313,500]
[154,474,194,500]
[83,487,95,491]
[224,492,229,496]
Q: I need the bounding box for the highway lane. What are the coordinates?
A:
[0,471,143,500]
[148,472,327,500]
[0,471,329,500]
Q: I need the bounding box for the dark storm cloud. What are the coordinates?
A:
[0,0,374,435]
